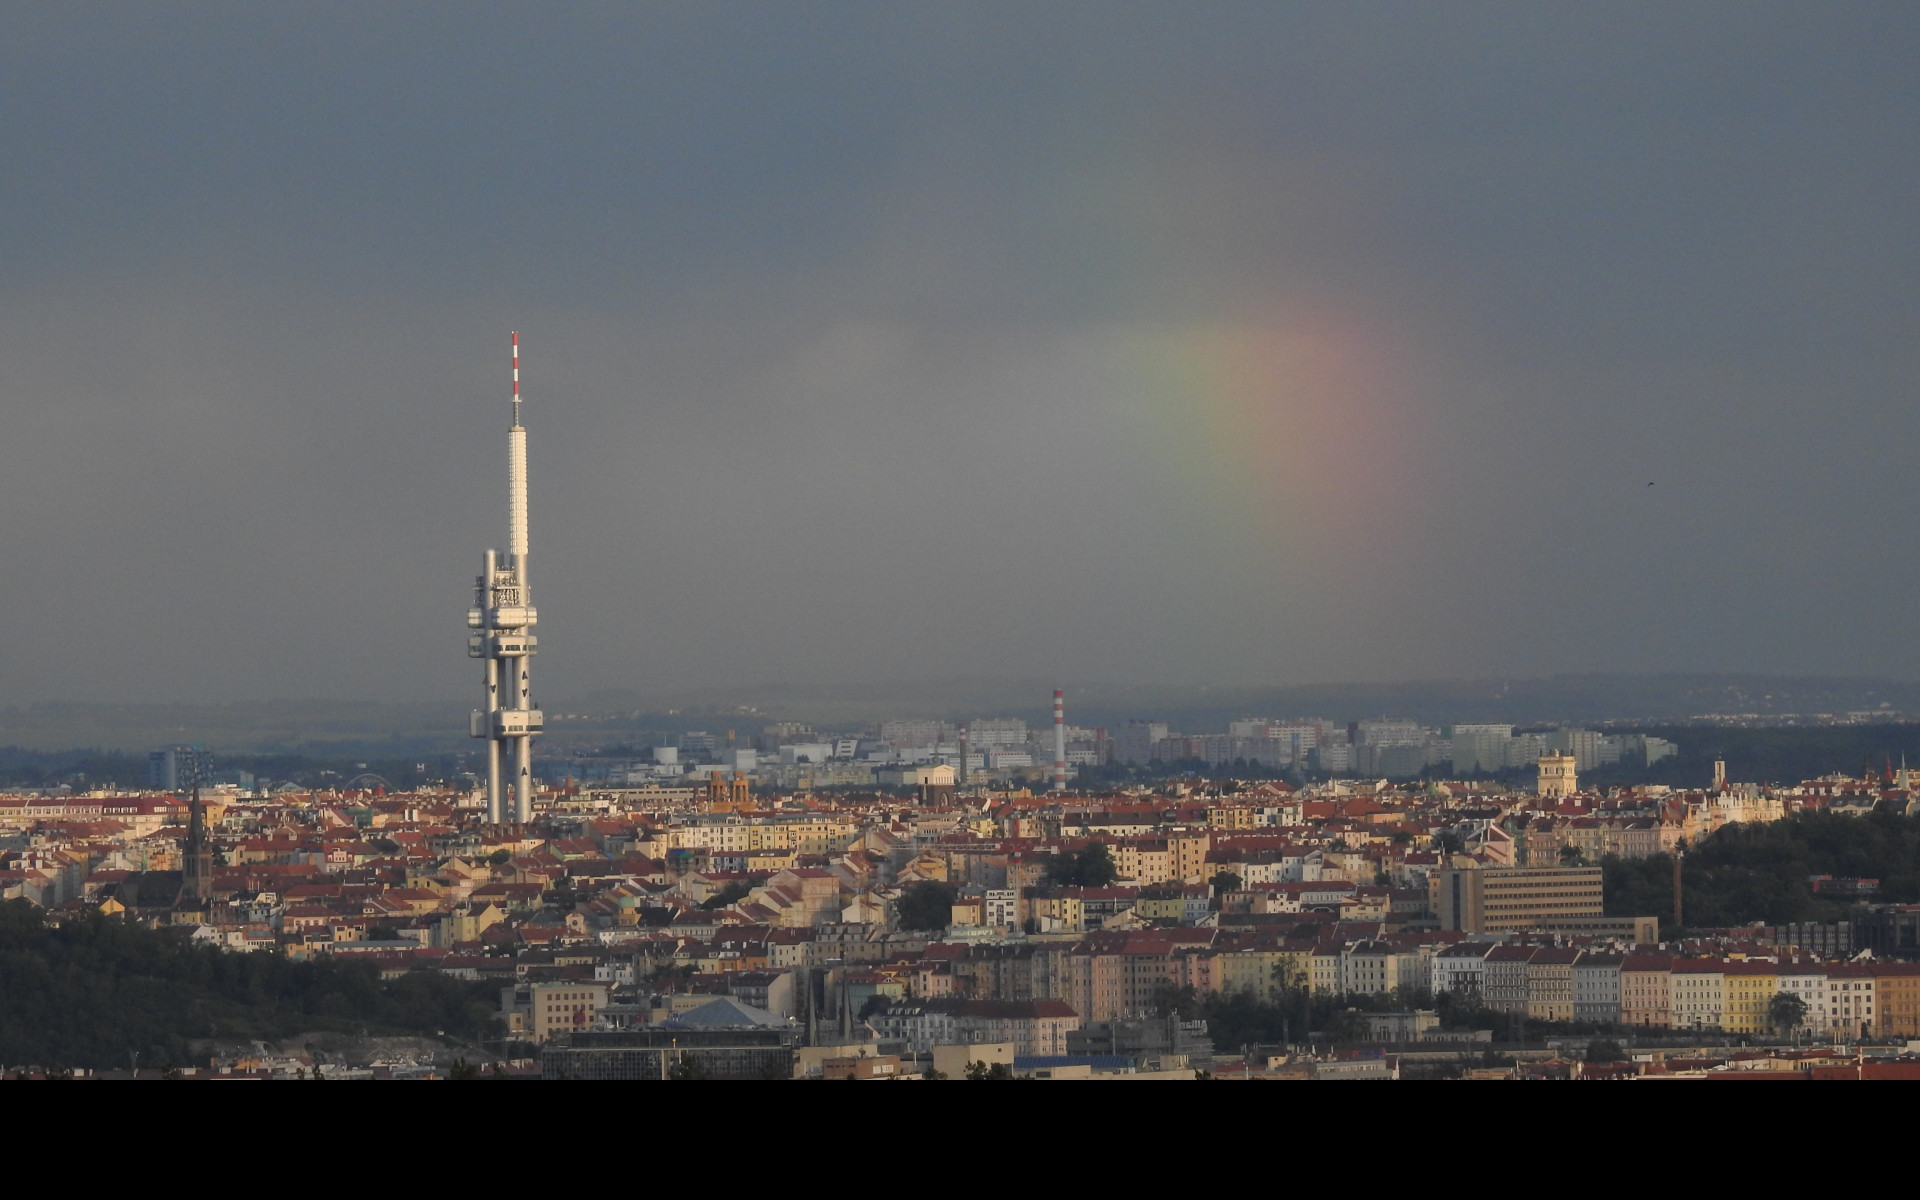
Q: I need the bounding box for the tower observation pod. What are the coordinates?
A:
[467,332,543,824]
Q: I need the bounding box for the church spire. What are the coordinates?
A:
[184,785,213,903]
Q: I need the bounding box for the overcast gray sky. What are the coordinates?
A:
[3,3,1917,704]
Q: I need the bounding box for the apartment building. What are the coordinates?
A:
[1671,961,1726,1031]
[1482,945,1536,1014]
[1722,960,1778,1035]
[1620,953,1674,1027]
[1829,964,1877,1037]
[1573,952,1623,1024]
[1525,947,1579,1022]
[1432,942,1494,996]
[1873,963,1920,1038]
[1342,940,1426,996]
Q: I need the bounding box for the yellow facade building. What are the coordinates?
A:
[1722,962,1778,1034]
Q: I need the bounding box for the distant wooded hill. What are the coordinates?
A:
[1604,810,1920,929]
[0,901,497,1070]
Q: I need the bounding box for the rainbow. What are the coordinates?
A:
[1028,137,1439,590]
[1115,305,1426,572]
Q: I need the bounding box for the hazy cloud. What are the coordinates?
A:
[3,3,1917,702]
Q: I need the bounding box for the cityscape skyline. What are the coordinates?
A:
[9,4,1920,1083]
[4,669,1920,762]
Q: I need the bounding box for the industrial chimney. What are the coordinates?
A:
[1053,688,1067,793]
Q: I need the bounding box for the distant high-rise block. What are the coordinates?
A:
[148,746,211,792]
[1449,724,1514,774]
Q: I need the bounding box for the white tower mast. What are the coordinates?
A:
[469,332,542,824]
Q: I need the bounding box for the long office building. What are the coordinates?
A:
[1431,865,1605,935]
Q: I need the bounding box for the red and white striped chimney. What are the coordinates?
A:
[1052,688,1067,793]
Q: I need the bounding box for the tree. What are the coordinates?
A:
[1047,843,1119,887]
[699,880,752,910]
[964,1059,1012,1080]
[647,962,698,990]
[1149,982,1199,1018]
[1433,986,1497,1032]
[668,1053,709,1080]
[1271,961,1309,995]
[1209,870,1243,900]
[448,1058,482,1080]
[1270,960,1312,1041]
[1559,845,1586,866]
[1076,842,1119,887]
[1768,990,1809,1035]
[1583,1038,1626,1063]
[895,881,957,931]
[758,1056,792,1080]
[1326,1008,1370,1044]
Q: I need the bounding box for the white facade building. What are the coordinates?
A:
[1572,953,1622,1024]
[1431,943,1493,996]
[1776,965,1829,1034]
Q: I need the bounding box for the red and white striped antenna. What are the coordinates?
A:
[510,331,522,427]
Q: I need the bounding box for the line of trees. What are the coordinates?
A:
[1155,976,1816,1049]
